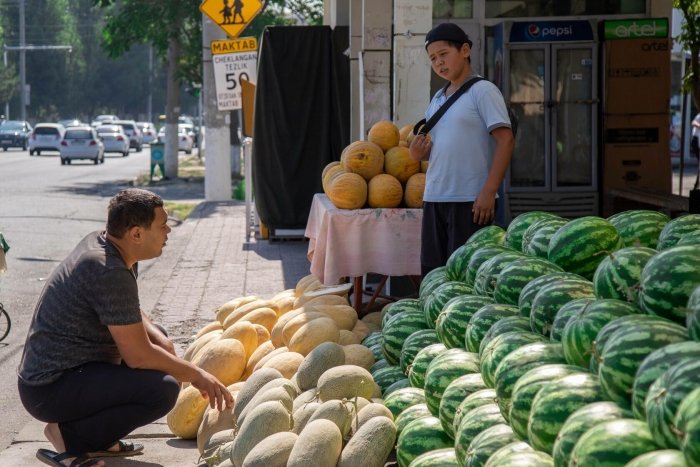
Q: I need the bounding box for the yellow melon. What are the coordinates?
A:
[404,172,426,208]
[367,121,400,152]
[327,172,368,210]
[367,174,403,209]
[384,146,420,183]
[322,160,341,180]
[341,141,384,181]
[220,321,258,359]
[322,164,345,195]
[421,160,429,173]
[399,123,414,142]
[167,385,210,439]
[192,338,246,386]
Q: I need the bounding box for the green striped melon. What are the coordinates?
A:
[435,295,495,348]
[408,448,459,467]
[549,298,595,343]
[625,449,688,467]
[508,364,583,440]
[423,348,479,416]
[465,246,511,287]
[438,373,486,438]
[592,247,656,304]
[362,331,383,348]
[523,218,568,259]
[493,343,568,420]
[645,359,700,449]
[638,245,700,324]
[468,225,507,246]
[424,281,474,328]
[462,424,517,467]
[400,329,440,374]
[464,303,520,353]
[472,251,526,297]
[384,387,427,418]
[420,267,450,304]
[521,217,566,251]
[488,450,554,466]
[494,257,564,306]
[478,316,532,358]
[452,389,498,435]
[373,365,407,394]
[551,401,633,467]
[569,418,661,466]
[688,284,700,342]
[396,416,453,467]
[677,230,700,246]
[548,216,623,280]
[445,239,497,283]
[657,213,700,250]
[382,309,429,365]
[382,298,423,328]
[631,341,700,420]
[518,272,586,318]
[505,211,561,251]
[607,209,669,249]
[394,402,431,436]
[674,387,700,466]
[370,358,390,375]
[483,442,535,467]
[454,403,506,464]
[598,318,688,408]
[527,372,606,453]
[369,342,384,361]
[529,279,596,337]
[385,378,411,396]
[561,298,639,368]
[479,331,548,388]
[407,343,447,389]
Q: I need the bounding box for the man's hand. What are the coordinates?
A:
[473,189,497,225]
[190,369,234,411]
[409,133,432,161]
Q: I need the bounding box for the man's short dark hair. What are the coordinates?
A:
[107,188,164,238]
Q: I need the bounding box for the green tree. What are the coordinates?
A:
[676,0,700,110]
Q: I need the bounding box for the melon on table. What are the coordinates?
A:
[368,174,403,208]
[404,173,425,208]
[341,141,384,181]
[368,121,400,152]
[384,146,420,183]
[327,172,367,209]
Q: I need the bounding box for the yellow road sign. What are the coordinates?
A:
[200,0,263,38]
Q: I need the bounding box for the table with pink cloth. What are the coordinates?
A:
[305,193,422,295]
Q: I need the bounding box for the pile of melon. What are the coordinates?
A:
[166,274,399,467]
[323,120,428,210]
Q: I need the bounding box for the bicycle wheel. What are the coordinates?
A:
[0,303,10,342]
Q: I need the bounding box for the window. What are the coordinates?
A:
[66,130,92,139]
[484,0,646,18]
[434,0,473,18]
[35,127,60,135]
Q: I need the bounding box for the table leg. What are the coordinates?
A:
[353,276,363,315]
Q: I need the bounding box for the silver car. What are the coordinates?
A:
[96,125,130,157]
[28,123,65,156]
[59,126,104,165]
[137,122,157,145]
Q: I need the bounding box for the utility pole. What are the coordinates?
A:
[3,50,9,119]
[19,0,25,121]
[147,45,153,123]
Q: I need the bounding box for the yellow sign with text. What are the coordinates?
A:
[200,0,263,38]
[210,37,258,55]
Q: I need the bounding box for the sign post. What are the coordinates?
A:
[210,38,258,111]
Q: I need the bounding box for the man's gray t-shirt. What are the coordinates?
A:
[18,231,142,385]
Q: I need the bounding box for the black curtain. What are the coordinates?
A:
[252,25,350,231]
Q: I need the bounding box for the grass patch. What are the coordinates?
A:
[165,201,198,221]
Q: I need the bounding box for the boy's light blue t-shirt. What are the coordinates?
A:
[423,78,510,202]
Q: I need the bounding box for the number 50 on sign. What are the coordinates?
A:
[211,37,258,111]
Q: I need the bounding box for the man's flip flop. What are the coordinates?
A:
[86,439,144,458]
[36,448,101,466]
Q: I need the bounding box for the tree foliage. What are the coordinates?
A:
[675,0,700,110]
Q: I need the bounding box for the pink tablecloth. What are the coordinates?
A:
[305,193,422,285]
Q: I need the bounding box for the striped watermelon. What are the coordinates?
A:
[548,216,623,280]
[465,246,511,287]
[408,448,459,467]
[561,298,639,368]
[382,310,429,365]
[518,272,586,318]
[551,401,633,467]
[631,341,700,420]
[420,266,450,304]
[598,318,688,408]
[438,373,487,438]
[462,424,517,467]
[396,416,453,467]
[479,331,548,388]
[657,213,700,250]
[523,218,568,259]
[529,279,596,337]
[677,230,700,246]
[385,378,411,396]
[527,373,606,453]
[493,343,568,420]
[400,328,440,374]
[508,364,583,440]
[435,295,495,349]
[478,316,532,357]
[407,343,447,389]
[607,209,669,249]
[638,245,700,324]
[483,442,535,467]
[688,284,700,342]
[488,450,554,466]
[454,403,506,463]
[423,348,480,416]
[394,402,431,436]
[464,303,520,353]
[383,298,423,328]
[368,342,384,361]
[424,281,474,328]
[384,386,427,418]
[569,418,661,466]
[675,387,700,466]
[592,247,656,303]
[452,389,498,435]
[625,449,688,467]
[468,224,507,246]
[505,211,561,251]
[645,359,700,448]
[370,358,390,375]
[373,365,410,394]
[549,298,595,342]
[494,257,565,306]
[362,331,383,348]
[473,251,526,297]
[446,238,502,283]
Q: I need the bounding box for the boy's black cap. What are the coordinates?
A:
[425,23,472,49]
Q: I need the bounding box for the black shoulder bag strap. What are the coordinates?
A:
[413,76,486,136]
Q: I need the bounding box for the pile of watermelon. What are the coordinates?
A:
[360,210,700,467]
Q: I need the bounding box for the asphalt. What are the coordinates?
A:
[0,176,311,466]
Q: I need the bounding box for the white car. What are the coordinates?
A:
[29,123,65,156]
[137,122,157,145]
[90,114,119,128]
[157,125,193,154]
[96,124,130,157]
[59,126,104,165]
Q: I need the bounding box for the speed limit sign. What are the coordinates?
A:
[211,37,258,111]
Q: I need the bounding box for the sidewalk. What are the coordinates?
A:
[0,177,311,466]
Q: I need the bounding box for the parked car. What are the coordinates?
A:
[59,126,104,165]
[58,118,82,129]
[136,122,157,145]
[179,123,198,145]
[28,123,65,156]
[90,114,119,128]
[96,124,130,157]
[0,120,32,151]
[157,125,193,154]
[114,120,143,152]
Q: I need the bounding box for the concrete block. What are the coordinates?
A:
[393,34,432,128]
[360,51,392,132]
[362,0,392,50]
[394,0,432,35]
